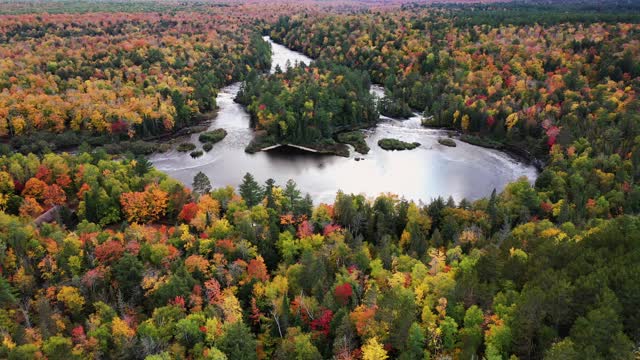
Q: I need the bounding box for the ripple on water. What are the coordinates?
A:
[150,37,537,203]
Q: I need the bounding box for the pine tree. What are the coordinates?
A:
[431,228,443,248]
[83,186,99,223]
[298,193,314,218]
[265,178,276,209]
[488,188,498,230]
[216,321,258,360]
[459,198,470,209]
[558,199,572,224]
[0,276,17,306]
[446,196,456,208]
[192,172,212,195]
[239,172,263,207]
[283,179,301,214]
[399,322,425,360]
[134,156,153,176]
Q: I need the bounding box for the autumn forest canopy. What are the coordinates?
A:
[0,1,639,360]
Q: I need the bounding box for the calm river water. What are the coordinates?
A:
[149,37,538,204]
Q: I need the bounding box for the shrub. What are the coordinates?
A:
[177,142,196,152]
[337,131,370,154]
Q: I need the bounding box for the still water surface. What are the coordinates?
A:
[150,37,538,204]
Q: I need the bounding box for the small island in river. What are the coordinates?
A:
[236,61,378,156]
[198,128,228,144]
[150,37,538,205]
[176,142,196,152]
[378,138,421,151]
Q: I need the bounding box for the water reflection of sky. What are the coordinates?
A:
[150,38,538,205]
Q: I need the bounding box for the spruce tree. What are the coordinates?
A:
[238,172,263,207]
[192,171,212,195]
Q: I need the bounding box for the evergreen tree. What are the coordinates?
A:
[283,179,301,214]
[216,321,258,360]
[431,228,443,248]
[458,198,470,210]
[134,156,153,176]
[399,322,425,360]
[446,196,456,208]
[112,254,144,302]
[0,276,17,306]
[487,188,499,231]
[265,178,276,209]
[299,193,314,218]
[239,172,263,207]
[428,196,446,230]
[192,172,212,195]
[83,186,99,223]
[558,199,572,223]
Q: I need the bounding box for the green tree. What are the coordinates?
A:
[439,316,458,351]
[239,172,263,207]
[193,171,212,195]
[8,344,39,360]
[0,276,17,306]
[487,188,498,230]
[144,353,172,360]
[112,254,144,302]
[274,327,322,360]
[134,156,153,176]
[150,266,196,308]
[460,305,484,359]
[174,315,205,348]
[283,179,302,214]
[570,305,634,359]
[545,339,579,360]
[264,178,276,209]
[402,203,431,258]
[42,336,76,360]
[216,321,257,360]
[399,322,425,360]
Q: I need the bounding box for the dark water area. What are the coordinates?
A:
[150,37,538,204]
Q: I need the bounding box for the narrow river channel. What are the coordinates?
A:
[149,37,538,204]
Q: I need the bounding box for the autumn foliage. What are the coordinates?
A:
[0,2,639,360]
[0,8,272,141]
[334,283,353,305]
[120,184,169,223]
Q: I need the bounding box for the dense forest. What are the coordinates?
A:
[236,62,378,152]
[1,148,638,360]
[0,9,271,154]
[0,1,639,360]
[269,7,640,159]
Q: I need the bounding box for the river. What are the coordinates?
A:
[149,37,538,204]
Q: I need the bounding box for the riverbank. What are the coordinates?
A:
[418,123,545,171]
[4,108,219,156]
[150,37,538,204]
[336,131,370,154]
[458,134,545,171]
[102,111,224,155]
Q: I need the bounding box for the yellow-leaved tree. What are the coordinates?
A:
[57,286,85,314]
[362,337,388,360]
